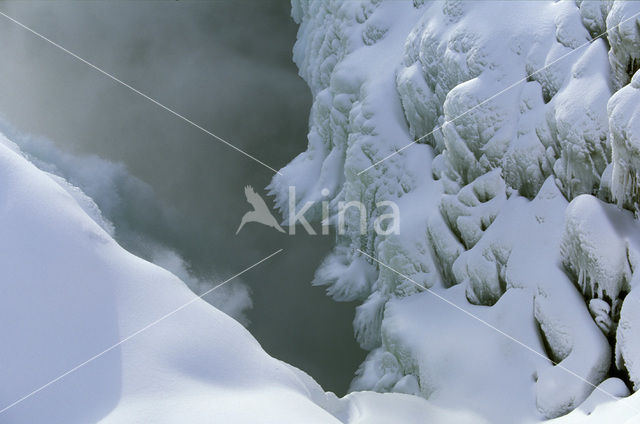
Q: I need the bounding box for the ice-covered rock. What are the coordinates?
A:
[606,1,640,90]
[271,0,640,421]
[609,72,640,213]
[547,40,611,199]
[382,286,547,423]
[616,285,640,391]
[561,195,633,317]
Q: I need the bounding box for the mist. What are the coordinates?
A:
[0,0,364,395]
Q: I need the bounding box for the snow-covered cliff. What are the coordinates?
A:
[270,0,640,421]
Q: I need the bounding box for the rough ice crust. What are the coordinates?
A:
[272,0,640,422]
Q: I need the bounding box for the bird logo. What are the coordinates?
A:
[236,186,285,234]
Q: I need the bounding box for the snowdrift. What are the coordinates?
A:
[0,135,481,423]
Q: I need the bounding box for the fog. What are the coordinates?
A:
[0,0,364,394]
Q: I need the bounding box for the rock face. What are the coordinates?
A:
[271,0,640,421]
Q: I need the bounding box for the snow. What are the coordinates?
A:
[609,71,640,213]
[383,286,546,423]
[0,134,461,423]
[0,134,336,423]
[270,0,640,421]
[0,123,254,325]
[7,0,640,422]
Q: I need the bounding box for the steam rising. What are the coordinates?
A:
[0,0,364,394]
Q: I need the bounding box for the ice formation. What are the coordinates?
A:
[269,0,640,421]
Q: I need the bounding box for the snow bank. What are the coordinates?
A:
[0,133,337,423]
[0,122,254,325]
[0,134,474,423]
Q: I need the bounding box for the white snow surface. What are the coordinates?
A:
[7,0,640,422]
[268,0,640,422]
[0,134,479,423]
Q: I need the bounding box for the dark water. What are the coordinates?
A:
[0,0,364,395]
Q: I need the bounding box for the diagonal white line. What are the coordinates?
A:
[358,9,640,175]
[356,248,640,414]
[0,10,283,176]
[0,248,283,415]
